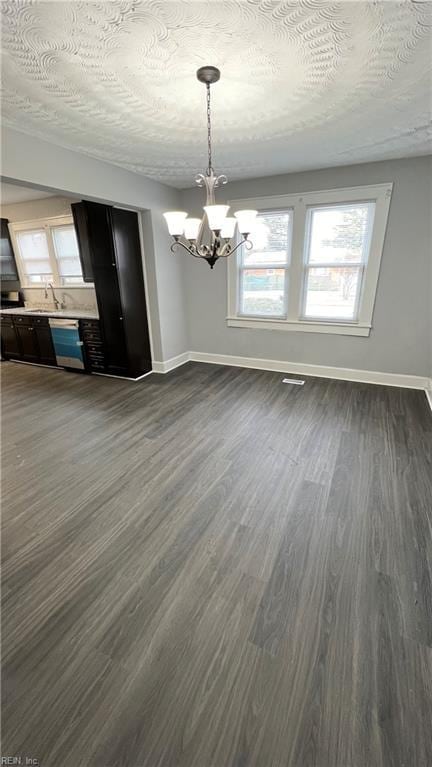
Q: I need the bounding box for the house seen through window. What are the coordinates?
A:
[239,210,292,317]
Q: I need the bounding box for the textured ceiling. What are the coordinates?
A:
[1,0,431,188]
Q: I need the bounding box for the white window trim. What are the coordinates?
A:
[227,183,393,336]
[9,215,93,289]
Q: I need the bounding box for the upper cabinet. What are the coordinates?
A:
[71,201,152,378]
[71,203,94,282]
[0,218,20,289]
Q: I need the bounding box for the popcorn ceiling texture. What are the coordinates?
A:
[1,0,431,188]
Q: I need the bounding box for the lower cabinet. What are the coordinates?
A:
[2,314,110,375]
[15,325,39,362]
[0,319,20,359]
[1,315,57,366]
[34,325,56,365]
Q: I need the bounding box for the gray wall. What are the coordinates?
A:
[2,127,188,362]
[180,156,432,377]
[3,128,430,377]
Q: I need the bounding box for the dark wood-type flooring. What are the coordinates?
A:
[2,360,432,767]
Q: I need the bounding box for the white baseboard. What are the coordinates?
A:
[189,351,430,391]
[151,349,432,404]
[9,351,431,408]
[93,370,153,382]
[152,352,190,374]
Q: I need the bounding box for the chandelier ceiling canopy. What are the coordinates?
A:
[163,67,257,269]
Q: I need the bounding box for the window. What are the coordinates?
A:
[228,183,392,337]
[15,229,53,284]
[51,225,83,285]
[301,203,375,321]
[10,216,88,288]
[239,210,292,318]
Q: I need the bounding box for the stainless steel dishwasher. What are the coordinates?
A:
[49,318,85,369]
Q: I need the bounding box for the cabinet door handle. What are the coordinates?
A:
[28,327,34,332]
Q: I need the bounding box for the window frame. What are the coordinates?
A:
[227,183,393,337]
[13,225,57,286]
[9,215,92,289]
[299,200,375,323]
[237,207,293,320]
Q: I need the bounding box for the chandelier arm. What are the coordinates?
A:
[196,243,211,257]
[170,236,253,260]
[217,241,231,258]
[170,241,203,259]
[217,238,253,259]
[170,240,212,259]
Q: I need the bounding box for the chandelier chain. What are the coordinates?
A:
[206,83,213,175]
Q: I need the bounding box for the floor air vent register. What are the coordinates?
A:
[282,378,305,386]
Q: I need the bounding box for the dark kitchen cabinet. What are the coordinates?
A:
[72,201,152,378]
[15,324,39,362]
[1,315,57,366]
[111,207,152,378]
[0,219,20,289]
[0,318,20,358]
[71,204,93,282]
[86,260,127,375]
[34,325,56,365]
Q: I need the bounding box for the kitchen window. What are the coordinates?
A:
[10,216,88,288]
[51,225,84,285]
[14,228,53,285]
[227,183,392,337]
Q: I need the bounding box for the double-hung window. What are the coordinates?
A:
[14,229,53,285]
[51,225,84,285]
[10,216,88,288]
[228,184,392,337]
[239,210,292,318]
[301,202,375,322]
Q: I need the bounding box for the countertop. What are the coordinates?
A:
[1,307,99,320]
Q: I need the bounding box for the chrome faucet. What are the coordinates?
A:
[44,282,60,310]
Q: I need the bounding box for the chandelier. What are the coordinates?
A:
[163,66,257,269]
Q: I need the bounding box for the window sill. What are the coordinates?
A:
[226,317,371,336]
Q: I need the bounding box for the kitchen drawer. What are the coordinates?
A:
[90,361,105,372]
[32,316,50,326]
[1,315,15,326]
[82,330,102,343]
[80,319,100,330]
[87,350,105,362]
[85,342,104,355]
[11,315,33,325]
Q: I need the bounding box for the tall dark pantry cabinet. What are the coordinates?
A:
[72,201,152,379]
